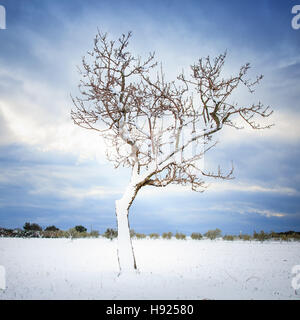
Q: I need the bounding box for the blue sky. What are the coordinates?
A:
[0,0,299,235]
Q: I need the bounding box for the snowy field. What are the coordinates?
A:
[0,237,300,300]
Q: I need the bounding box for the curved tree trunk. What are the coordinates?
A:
[115,184,138,273]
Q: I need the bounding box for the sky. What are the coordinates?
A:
[0,0,299,235]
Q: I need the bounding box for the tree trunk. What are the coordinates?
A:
[115,184,137,273]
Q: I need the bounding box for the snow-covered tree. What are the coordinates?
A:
[71,31,272,272]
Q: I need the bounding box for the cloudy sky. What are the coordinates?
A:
[0,0,299,235]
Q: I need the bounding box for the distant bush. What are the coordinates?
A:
[45,225,59,232]
[253,231,260,241]
[75,225,87,233]
[239,234,251,241]
[82,232,89,238]
[103,228,118,240]
[43,231,57,238]
[1,226,100,239]
[280,234,292,242]
[204,228,222,240]
[56,230,69,238]
[130,229,136,238]
[0,228,22,238]
[191,232,202,240]
[135,233,146,239]
[279,232,300,242]
[149,233,160,239]
[23,222,42,232]
[42,230,69,238]
[270,231,300,242]
[175,232,186,240]
[292,233,300,241]
[22,230,43,238]
[89,230,99,238]
[162,232,173,239]
[223,235,234,241]
[270,231,279,239]
[68,228,82,239]
[253,230,270,242]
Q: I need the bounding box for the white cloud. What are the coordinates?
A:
[208,181,299,196]
[0,97,107,164]
[29,185,122,200]
[245,208,286,218]
[217,110,300,146]
[138,180,298,198]
[184,204,289,219]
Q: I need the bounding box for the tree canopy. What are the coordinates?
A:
[71,31,272,194]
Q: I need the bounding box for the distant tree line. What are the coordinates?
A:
[0,224,299,242]
[0,223,98,239]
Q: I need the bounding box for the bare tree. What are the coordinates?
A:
[71,31,273,272]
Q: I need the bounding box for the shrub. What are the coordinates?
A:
[56,230,70,238]
[175,232,186,240]
[23,222,42,231]
[24,230,42,238]
[223,235,234,241]
[68,228,81,239]
[162,232,173,239]
[45,225,59,232]
[80,232,89,238]
[270,231,279,240]
[204,228,222,240]
[240,234,251,241]
[292,233,300,241]
[279,234,291,242]
[43,230,68,238]
[12,228,23,237]
[270,231,300,241]
[253,230,270,242]
[130,229,136,238]
[0,228,18,237]
[75,225,87,233]
[43,231,56,238]
[135,233,146,239]
[103,228,118,240]
[23,222,31,231]
[44,230,67,238]
[90,230,99,238]
[191,232,202,240]
[149,233,160,239]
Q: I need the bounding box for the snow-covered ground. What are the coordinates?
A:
[0,237,299,300]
